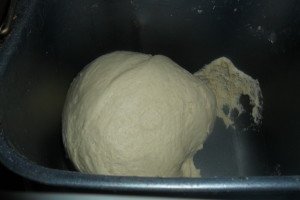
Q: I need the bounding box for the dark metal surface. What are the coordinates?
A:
[0,0,17,36]
[1,132,300,197]
[0,0,10,26]
[0,0,300,197]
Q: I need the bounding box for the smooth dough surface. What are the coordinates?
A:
[62,51,216,177]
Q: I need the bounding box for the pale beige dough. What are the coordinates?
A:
[62,51,217,177]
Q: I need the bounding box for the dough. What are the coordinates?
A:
[62,51,216,177]
[62,51,263,177]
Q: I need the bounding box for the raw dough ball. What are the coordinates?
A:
[62,51,216,177]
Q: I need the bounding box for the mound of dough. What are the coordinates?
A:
[62,51,216,177]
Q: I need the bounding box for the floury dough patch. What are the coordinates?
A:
[62,51,262,177]
[194,57,263,128]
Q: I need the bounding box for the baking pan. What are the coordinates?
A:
[1,0,300,197]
